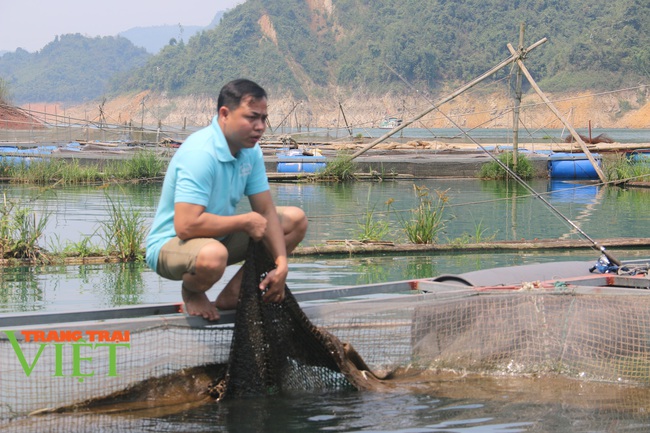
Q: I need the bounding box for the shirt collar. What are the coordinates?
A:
[211,115,237,163]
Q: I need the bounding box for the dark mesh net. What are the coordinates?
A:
[214,240,389,400]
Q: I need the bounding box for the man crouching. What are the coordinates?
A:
[146,79,307,321]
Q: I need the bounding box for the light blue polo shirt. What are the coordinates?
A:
[145,115,269,273]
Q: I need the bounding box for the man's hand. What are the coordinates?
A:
[259,258,288,303]
[244,212,267,241]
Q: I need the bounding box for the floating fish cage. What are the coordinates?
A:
[548,152,602,180]
[1,261,650,426]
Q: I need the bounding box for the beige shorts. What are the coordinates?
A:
[156,232,250,281]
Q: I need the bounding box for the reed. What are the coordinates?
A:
[7,159,107,185]
[315,153,358,182]
[356,202,391,242]
[448,219,498,246]
[0,194,50,262]
[4,151,165,184]
[602,154,650,183]
[390,186,448,244]
[107,151,165,181]
[50,232,104,259]
[478,152,534,180]
[99,196,147,262]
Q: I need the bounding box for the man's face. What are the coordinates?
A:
[220,95,268,155]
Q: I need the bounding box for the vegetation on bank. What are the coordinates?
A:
[602,154,650,183]
[0,195,147,264]
[314,153,359,182]
[0,154,161,264]
[356,186,453,245]
[478,152,535,180]
[0,151,165,185]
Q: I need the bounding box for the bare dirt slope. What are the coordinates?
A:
[0,104,45,129]
[10,87,650,132]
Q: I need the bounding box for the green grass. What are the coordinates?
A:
[99,195,147,262]
[107,151,166,181]
[3,151,165,185]
[0,193,147,263]
[356,202,391,242]
[602,154,650,183]
[390,185,448,244]
[315,153,358,182]
[0,194,50,262]
[478,151,534,180]
[448,219,498,247]
[8,159,107,185]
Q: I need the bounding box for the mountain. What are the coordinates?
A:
[118,11,225,53]
[119,25,205,54]
[0,34,150,103]
[113,0,650,100]
[1,0,648,106]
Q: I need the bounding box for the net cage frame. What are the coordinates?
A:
[0,273,649,419]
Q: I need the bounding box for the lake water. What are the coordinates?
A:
[3,179,649,313]
[1,179,649,431]
[275,126,650,144]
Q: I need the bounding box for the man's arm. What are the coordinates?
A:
[173,202,267,241]
[248,190,288,302]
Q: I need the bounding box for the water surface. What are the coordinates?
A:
[1,179,649,432]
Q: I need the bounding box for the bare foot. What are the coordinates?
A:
[182,285,220,321]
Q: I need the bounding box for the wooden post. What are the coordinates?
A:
[54,105,58,141]
[350,38,548,160]
[512,23,525,170]
[339,102,353,137]
[506,43,607,184]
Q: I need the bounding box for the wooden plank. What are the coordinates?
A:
[292,237,650,256]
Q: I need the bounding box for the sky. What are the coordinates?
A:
[0,0,246,53]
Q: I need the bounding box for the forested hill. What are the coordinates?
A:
[114,0,650,99]
[0,34,150,103]
[1,0,648,104]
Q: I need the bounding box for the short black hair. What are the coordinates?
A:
[217,79,267,111]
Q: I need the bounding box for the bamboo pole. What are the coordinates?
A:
[512,23,526,169]
[339,102,353,137]
[506,43,607,184]
[349,37,548,159]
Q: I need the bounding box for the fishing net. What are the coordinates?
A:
[211,240,389,400]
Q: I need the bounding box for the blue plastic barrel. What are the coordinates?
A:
[548,153,602,180]
[277,155,327,173]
